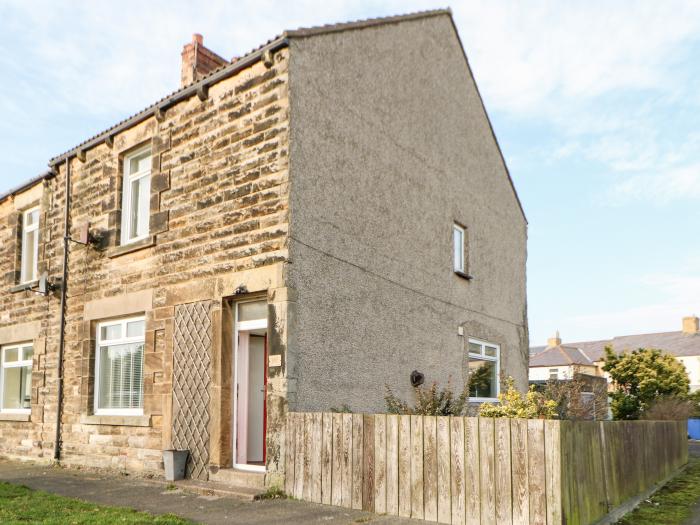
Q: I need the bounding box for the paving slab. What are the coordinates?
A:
[0,459,419,525]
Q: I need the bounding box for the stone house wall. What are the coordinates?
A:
[0,47,291,479]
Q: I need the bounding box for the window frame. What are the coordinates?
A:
[20,206,40,284]
[453,223,466,274]
[549,368,559,380]
[120,145,152,246]
[0,343,33,414]
[94,316,146,416]
[467,338,500,402]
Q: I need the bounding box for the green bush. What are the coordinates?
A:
[479,378,557,419]
[603,347,690,420]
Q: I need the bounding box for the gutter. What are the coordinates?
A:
[53,159,71,460]
[49,36,289,167]
[0,171,55,205]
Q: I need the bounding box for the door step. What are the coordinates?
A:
[164,479,262,501]
[209,468,266,490]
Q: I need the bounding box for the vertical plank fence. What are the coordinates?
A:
[285,415,687,525]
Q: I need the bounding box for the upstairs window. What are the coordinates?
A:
[121,146,151,245]
[21,207,40,283]
[0,343,33,413]
[453,223,466,274]
[468,338,499,401]
[94,317,145,415]
[549,368,559,380]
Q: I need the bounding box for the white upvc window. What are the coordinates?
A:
[21,207,40,283]
[121,146,152,245]
[468,338,500,402]
[0,343,33,414]
[453,223,465,273]
[549,368,559,380]
[94,317,145,416]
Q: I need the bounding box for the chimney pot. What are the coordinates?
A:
[683,316,699,335]
[547,330,562,348]
[192,33,203,45]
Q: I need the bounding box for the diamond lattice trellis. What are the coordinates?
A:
[172,301,213,480]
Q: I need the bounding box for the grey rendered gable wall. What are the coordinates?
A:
[286,13,528,412]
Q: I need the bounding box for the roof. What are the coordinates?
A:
[3,8,525,225]
[0,171,55,204]
[574,331,700,361]
[529,331,700,364]
[47,8,451,166]
[529,345,595,367]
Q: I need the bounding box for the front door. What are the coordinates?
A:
[234,300,268,470]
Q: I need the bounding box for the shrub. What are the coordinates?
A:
[603,347,690,420]
[384,379,470,416]
[640,396,695,421]
[479,378,557,419]
[543,372,609,421]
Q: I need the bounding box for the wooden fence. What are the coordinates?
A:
[284,414,687,525]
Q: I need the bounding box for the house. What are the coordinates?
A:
[528,332,598,381]
[0,9,528,487]
[530,316,700,390]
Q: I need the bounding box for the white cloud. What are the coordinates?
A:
[540,268,700,343]
[607,162,700,204]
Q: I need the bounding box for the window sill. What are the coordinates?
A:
[80,414,151,427]
[454,271,473,281]
[10,280,39,294]
[469,398,498,404]
[0,412,31,422]
[108,236,155,259]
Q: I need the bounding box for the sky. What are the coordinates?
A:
[1,1,699,345]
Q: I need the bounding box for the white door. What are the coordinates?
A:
[233,300,268,471]
[247,335,265,463]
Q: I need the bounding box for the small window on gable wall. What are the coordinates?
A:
[121,146,152,245]
[21,207,40,283]
[453,223,465,274]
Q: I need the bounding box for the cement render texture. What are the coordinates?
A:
[286,13,529,412]
[0,459,417,524]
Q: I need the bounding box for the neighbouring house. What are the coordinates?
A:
[530,315,700,390]
[0,9,528,488]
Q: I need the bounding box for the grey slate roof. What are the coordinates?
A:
[530,331,700,365]
[529,345,594,367]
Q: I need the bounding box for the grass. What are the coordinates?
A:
[617,456,700,524]
[0,481,192,524]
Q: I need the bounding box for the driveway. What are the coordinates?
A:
[0,459,417,525]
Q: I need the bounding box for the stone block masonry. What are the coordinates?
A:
[0,47,291,479]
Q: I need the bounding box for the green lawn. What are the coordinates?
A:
[617,456,700,525]
[0,481,191,524]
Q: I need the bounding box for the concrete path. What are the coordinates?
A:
[0,459,418,525]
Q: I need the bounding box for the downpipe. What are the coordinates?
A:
[53,158,71,461]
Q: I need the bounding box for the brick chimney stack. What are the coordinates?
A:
[180,34,228,88]
[683,315,699,335]
[547,330,562,348]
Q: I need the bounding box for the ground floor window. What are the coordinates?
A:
[0,343,33,413]
[95,317,145,415]
[468,338,499,401]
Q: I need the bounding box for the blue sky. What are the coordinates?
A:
[1,1,699,345]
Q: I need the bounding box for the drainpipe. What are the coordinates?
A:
[53,158,71,460]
